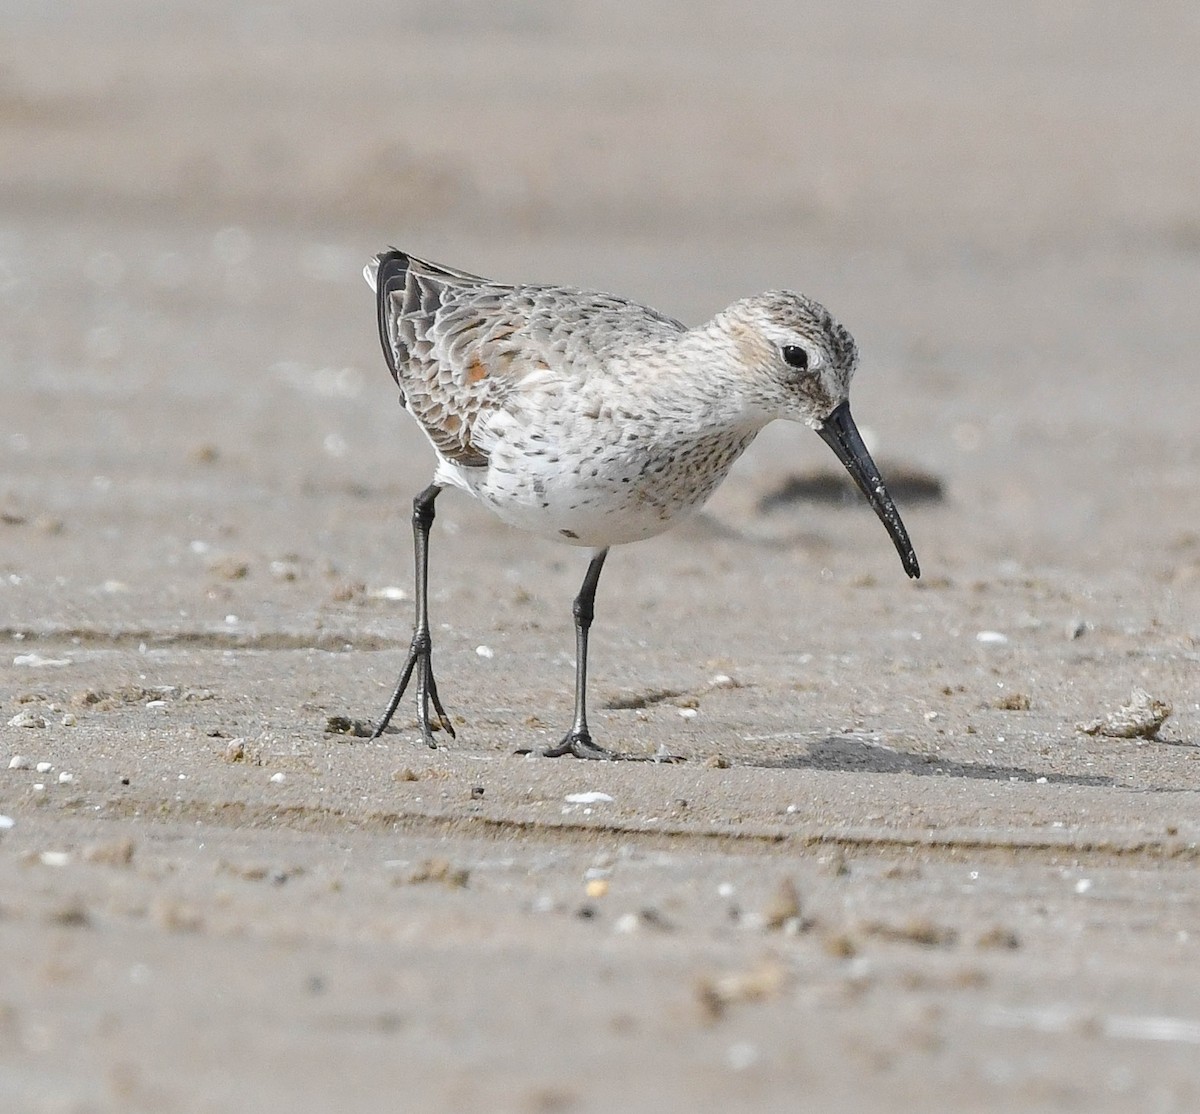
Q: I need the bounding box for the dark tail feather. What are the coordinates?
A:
[375,248,411,376]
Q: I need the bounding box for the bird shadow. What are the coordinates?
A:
[752,734,1114,788]
[756,462,946,513]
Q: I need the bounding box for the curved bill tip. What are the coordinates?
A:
[816,402,921,579]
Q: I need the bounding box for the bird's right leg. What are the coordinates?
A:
[539,549,625,760]
[371,483,455,746]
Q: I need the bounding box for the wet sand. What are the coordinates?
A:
[2,3,1199,1111]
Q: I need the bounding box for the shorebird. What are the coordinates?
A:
[364,250,920,760]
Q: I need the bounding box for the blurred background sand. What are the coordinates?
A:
[2,3,1199,1112]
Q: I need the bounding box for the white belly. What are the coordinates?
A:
[436,426,757,548]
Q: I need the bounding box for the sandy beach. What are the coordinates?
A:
[2,3,1199,1111]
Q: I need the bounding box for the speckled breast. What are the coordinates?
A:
[465,426,758,548]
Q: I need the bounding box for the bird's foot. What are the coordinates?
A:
[517,731,685,763]
[371,632,455,746]
[515,730,624,761]
[413,659,455,748]
[542,732,624,760]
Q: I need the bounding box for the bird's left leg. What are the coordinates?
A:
[538,548,626,760]
[371,483,455,746]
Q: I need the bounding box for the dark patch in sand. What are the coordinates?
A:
[758,462,944,512]
[756,735,1114,787]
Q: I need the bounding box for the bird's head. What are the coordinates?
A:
[714,291,858,428]
[712,292,920,579]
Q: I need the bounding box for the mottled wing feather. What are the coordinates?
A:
[375,250,498,467]
[374,249,687,470]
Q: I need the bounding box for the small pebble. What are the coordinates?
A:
[329,580,364,602]
[269,772,286,784]
[60,713,77,727]
[761,877,803,931]
[586,878,610,899]
[475,645,494,659]
[975,926,1021,950]
[35,761,53,774]
[995,692,1031,711]
[325,715,374,737]
[823,932,858,958]
[208,555,250,580]
[975,630,1009,645]
[407,858,469,887]
[696,960,788,1022]
[48,901,90,928]
[82,837,135,865]
[824,852,850,877]
[269,559,302,581]
[190,443,220,464]
[39,851,71,867]
[57,771,74,784]
[7,711,47,729]
[8,755,30,770]
[0,815,14,830]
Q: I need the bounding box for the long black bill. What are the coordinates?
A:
[816,401,921,579]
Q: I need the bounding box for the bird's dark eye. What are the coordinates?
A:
[781,345,809,371]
